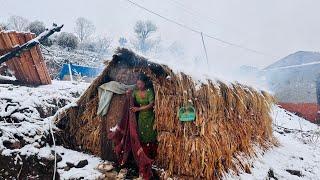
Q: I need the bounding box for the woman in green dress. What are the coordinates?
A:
[129,74,157,159]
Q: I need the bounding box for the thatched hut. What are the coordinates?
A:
[55,48,275,179]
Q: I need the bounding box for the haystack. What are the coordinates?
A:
[55,48,275,179]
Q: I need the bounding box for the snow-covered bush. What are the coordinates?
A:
[78,41,96,52]
[78,37,112,54]
[27,20,46,36]
[56,32,79,50]
[27,20,53,46]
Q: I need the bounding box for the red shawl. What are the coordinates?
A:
[108,95,153,179]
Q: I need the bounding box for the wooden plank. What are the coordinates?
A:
[0,32,26,82]
[35,45,51,84]
[31,34,51,84]
[24,33,48,84]
[8,31,33,84]
[17,32,41,85]
[0,32,17,78]
[1,32,23,81]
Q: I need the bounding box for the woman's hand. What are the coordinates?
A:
[126,89,133,96]
[130,107,140,112]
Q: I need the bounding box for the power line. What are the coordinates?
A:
[167,0,259,52]
[123,0,275,57]
[168,0,219,25]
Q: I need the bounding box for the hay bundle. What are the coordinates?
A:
[55,48,275,179]
[146,69,275,178]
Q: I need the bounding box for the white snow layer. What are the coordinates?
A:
[226,106,320,180]
[0,80,103,179]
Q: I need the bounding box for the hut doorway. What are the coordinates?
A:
[100,68,157,163]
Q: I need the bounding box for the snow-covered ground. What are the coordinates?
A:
[42,45,108,67]
[0,80,104,179]
[1,80,319,179]
[231,107,320,180]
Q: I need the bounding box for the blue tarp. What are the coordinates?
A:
[59,64,103,80]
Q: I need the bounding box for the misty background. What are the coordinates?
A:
[0,0,319,81]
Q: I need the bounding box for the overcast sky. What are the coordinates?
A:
[1,0,319,77]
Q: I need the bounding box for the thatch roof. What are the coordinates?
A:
[55,48,276,179]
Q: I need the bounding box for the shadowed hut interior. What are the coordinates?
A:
[55,48,276,179]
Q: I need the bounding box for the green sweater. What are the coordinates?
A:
[133,89,157,143]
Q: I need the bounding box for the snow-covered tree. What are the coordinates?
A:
[74,17,95,42]
[7,15,29,31]
[118,37,128,47]
[94,36,112,54]
[168,41,185,57]
[78,41,95,52]
[57,32,79,50]
[133,20,158,53]
[27,20,46,36]
[79,36,112,54]
[0,22,8,31]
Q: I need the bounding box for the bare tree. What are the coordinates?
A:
[133,20,158,53]
[74,17,95,42]
[7,15,29,31]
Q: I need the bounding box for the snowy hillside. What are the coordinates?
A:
[42,46,108,79]
[0,81,319,179]
[263,51,320,103]
[265,51,320,70]
[230,107,320,180]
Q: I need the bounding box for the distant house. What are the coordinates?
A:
[59,64,103,82]
[264,51,320,123]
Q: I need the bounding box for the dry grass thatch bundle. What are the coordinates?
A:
[55,48,276,179]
